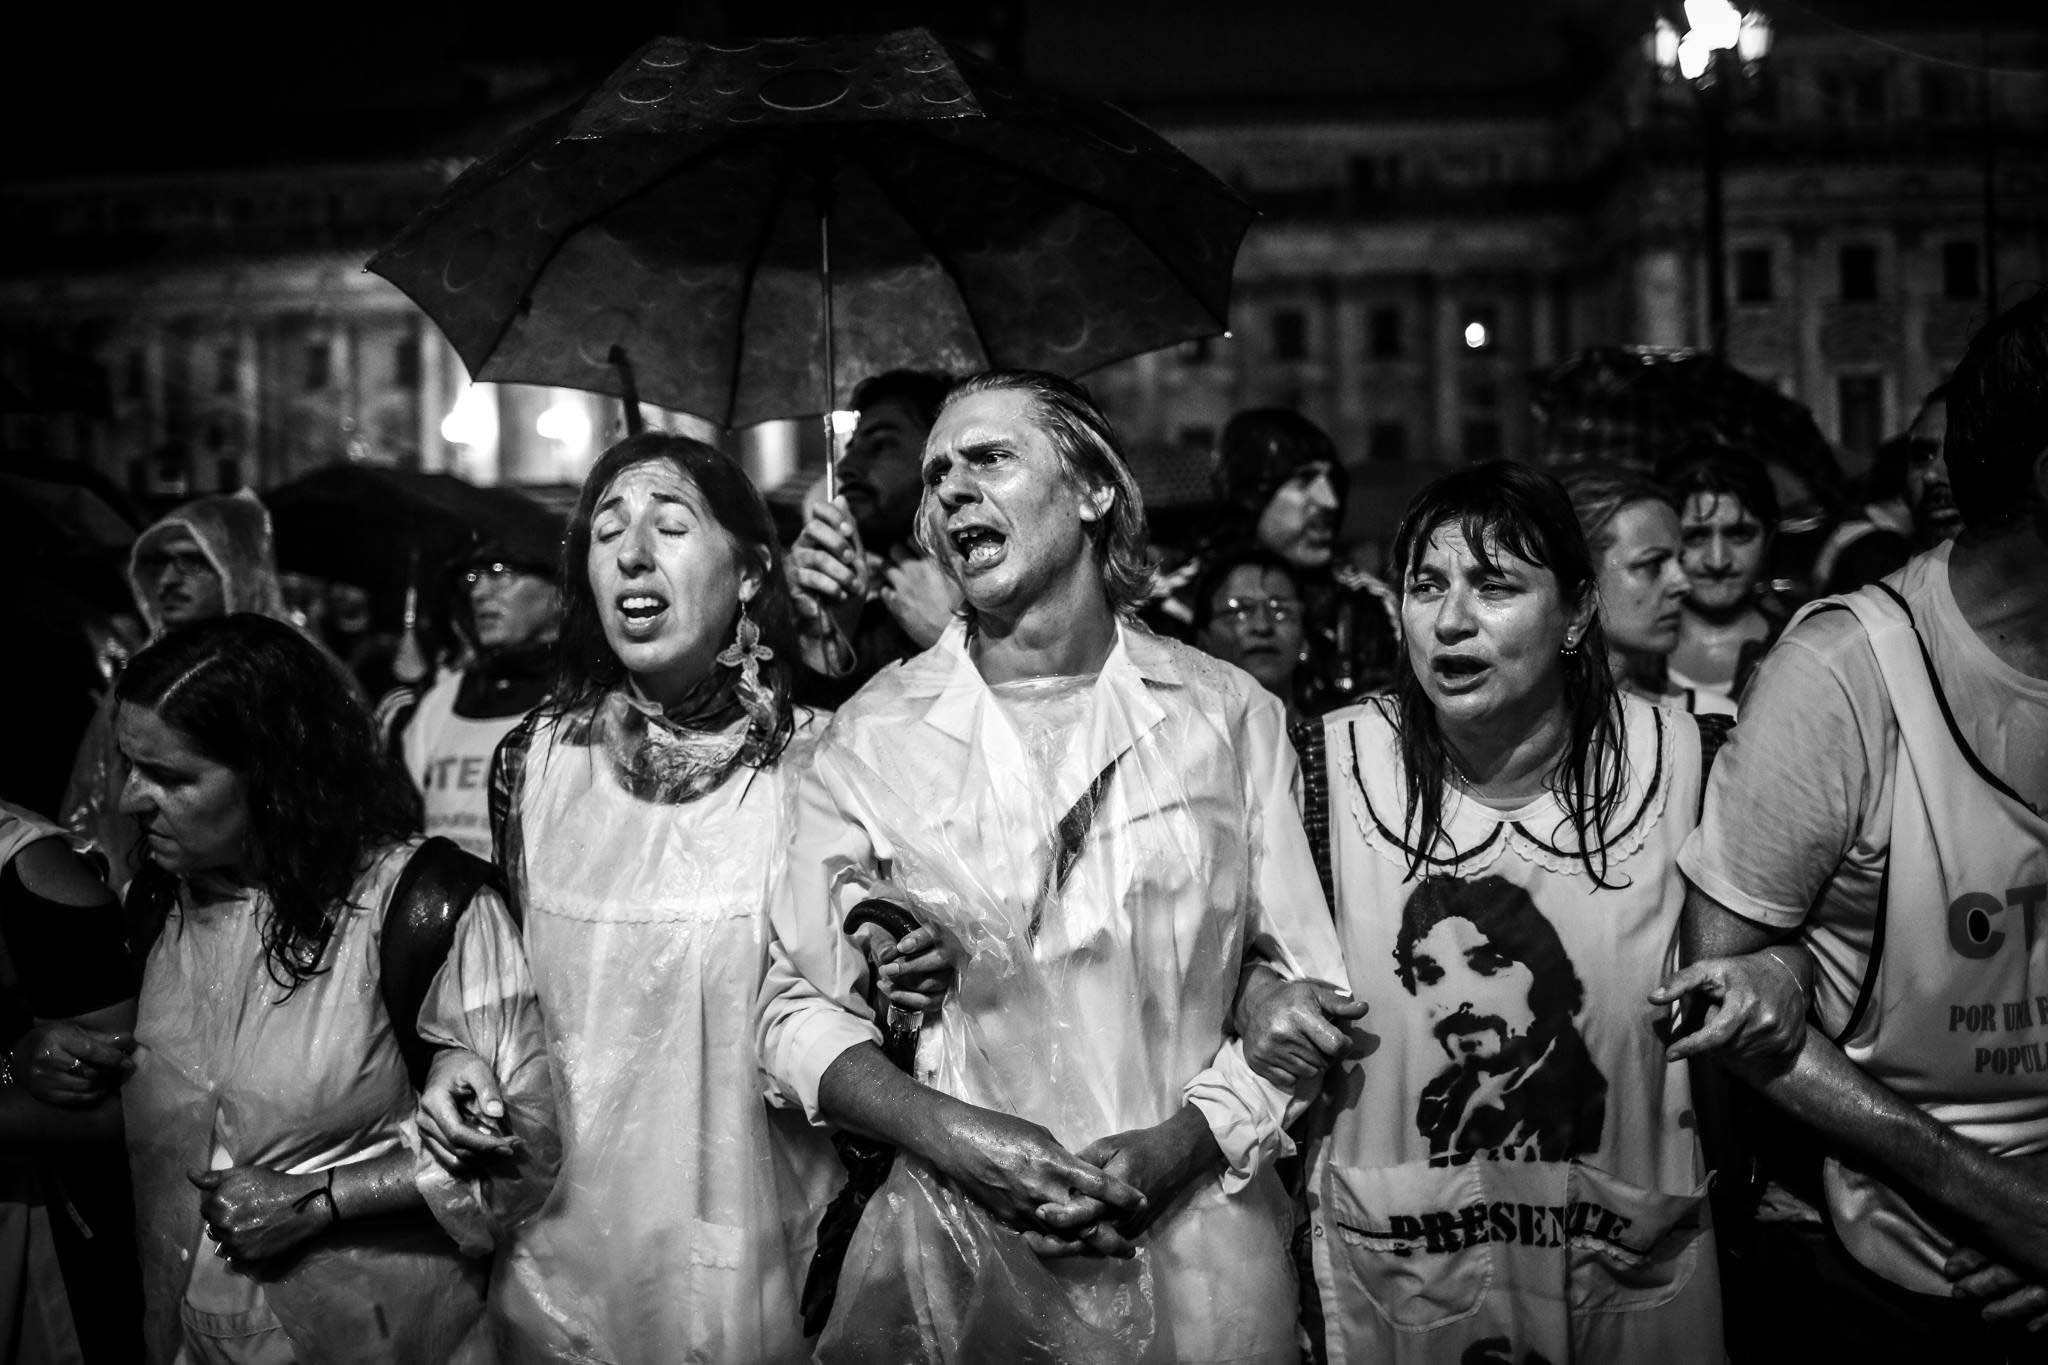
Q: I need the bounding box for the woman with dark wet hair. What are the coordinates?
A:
[113,614,552,1364]
[1248,461,1724,1362]
[441,432,839,1362]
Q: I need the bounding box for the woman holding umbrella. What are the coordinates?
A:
[450,432,841,1362]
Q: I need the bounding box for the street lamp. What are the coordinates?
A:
[1652,1,1771,355]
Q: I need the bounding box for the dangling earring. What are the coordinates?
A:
[717,585,777,735]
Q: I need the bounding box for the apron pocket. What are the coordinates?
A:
[1321,1159,1494,1331]
[1564,1162,1710,1315]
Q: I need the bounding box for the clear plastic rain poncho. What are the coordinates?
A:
[125,839,558,1365]
[760,620,1349,1364]
[487,703,841,1364]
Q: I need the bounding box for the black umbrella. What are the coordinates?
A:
[1532,345,1846,506]
[367,28,1254,470]
[264,464,564,608]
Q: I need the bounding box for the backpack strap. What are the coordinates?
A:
[381,837,504,1092]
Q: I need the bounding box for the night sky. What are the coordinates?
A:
[0,0,2033,176]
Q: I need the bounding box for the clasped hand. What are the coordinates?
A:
[1649,948,1808,1068]
[13,1021,135,1107]
[1234,968,1368,1088]
[188,1165,334,1263]
[416,1047,520,1173]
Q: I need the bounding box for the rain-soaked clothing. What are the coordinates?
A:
[125,838,555,1365]
[760,619,1349,1363]
[0,803,91,1365]
[1309,694,1720,1364]
[486,701,839,1364]
[61,494,290,888]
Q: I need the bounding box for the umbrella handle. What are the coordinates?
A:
[608,344,646,436]
[815,166,837,503]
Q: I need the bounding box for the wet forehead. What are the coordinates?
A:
[597,459,705,514]
[922,389,1050,468]
[1413,524,1541,579]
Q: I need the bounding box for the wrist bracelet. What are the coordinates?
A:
[1755,948,1803,996]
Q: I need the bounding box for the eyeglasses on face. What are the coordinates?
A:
[1215,596,1301,626]
[462,562,525,588]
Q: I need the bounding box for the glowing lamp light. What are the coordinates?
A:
[1737,10,1772,63]
[440,384,496,447]
[1677,30,1710,80]
[1462,320,1490,350]
[535,400,593,451]
[829,409,858,440]
[1683,0,1742,52]
[1653,17,1681,71]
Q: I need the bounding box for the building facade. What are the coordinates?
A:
[0,11,2042,504]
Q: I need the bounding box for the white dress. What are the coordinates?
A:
[489,702,839,1364]
[1310,694,1721,1365]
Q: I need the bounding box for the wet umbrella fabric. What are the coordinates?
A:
[1533,345,1845,500]
[263,464,563,603]
[367,28,1254,429]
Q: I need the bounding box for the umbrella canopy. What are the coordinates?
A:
[264,464,565,606]
[367,28,1254,430]
[1532,345,1845,506]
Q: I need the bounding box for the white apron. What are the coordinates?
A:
[401,673,524,860]
[1812,584,2048,1293]
[491,710,837,1365]
[1310,695,1721,1365]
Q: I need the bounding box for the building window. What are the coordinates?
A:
[1943,240,1982,300]
[1272,309,1307,361]
[1367,306,1404,359]
[1839,245,1879,301]
[1175,424,1215,454]
[1368,420,1409,462]
[395,334,421,387]
[1734,247,1774,304]
[216,458,242,491]
[1921,70,1955,120]
[1838,373,1885,458]
[215,346,238,395]
[1461,305,1499,353]
[125,348,146,399]
[305,341,330,391]
[1462,418,1502,462]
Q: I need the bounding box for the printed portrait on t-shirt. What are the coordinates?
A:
[1393,874,1607,1165]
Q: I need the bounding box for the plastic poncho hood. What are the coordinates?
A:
[127,490,287,636]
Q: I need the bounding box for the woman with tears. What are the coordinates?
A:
[112,614,554,1364]
[427,433,843,1363]
[1254,462,1725,1364]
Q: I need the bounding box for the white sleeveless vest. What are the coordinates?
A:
[1809,584,2048,1293]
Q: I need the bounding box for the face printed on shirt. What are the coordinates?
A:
[1395,876,1607,1164]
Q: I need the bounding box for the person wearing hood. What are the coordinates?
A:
[1149,409,1400,709]
[378,535,564,861]
[60,492,291,891]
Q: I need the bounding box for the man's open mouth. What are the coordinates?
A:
[948,525,1007,572]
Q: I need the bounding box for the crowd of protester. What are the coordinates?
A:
[0,289,2039,1364]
